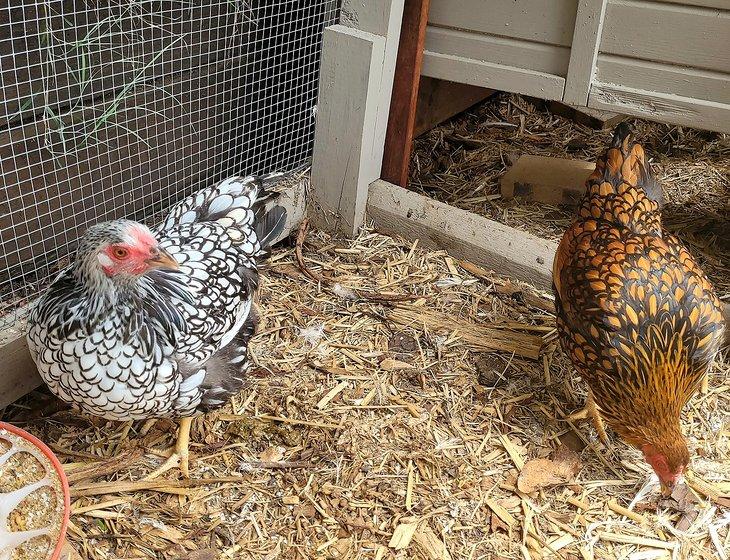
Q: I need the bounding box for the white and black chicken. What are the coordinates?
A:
[26,166,307,476]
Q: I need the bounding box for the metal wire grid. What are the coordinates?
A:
[0,1,339,331]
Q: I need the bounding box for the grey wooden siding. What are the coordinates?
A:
[424,0,730,132]
[423,0,578,100]
[589,0,730,131]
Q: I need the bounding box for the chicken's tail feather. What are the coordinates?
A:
[588,122,663,206]
[254,203,286,253]
[611,121,633,150]
[158,162,310,246]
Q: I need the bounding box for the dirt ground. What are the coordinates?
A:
[3,218,729,559]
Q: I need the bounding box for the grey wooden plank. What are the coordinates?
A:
[310,25,387,235]
[563,0,608,105]
[425,27,571,77]
[588,82,730,133]
[656,0,729,9]
[341,0,403,36]
[429,0,580,48]
[367,180,557,290]
[340,0,405,185]
[596,54,730,105]
[422,51,566,101]
[601,1,730,74]
[311,0,405,236]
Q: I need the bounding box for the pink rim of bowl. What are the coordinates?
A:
[0,422,70,560]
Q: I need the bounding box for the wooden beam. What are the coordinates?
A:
[414,77,494,137]
[367,180,557,290]
[311,0,406,236]
[500,155,594,207]
[0,180,309,410]
[563,0,608,106]
[548,101,626,130]
[340,0,407,176]
[381,0,432,187]
[588,83,730,135]
[422,51,566,102]
[310,26,387,235]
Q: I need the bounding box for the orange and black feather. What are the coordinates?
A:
[553,124,724,446]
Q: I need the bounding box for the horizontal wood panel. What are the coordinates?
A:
[0,2,243,126]
[428,0,579,47]
[654,0,729,9]
[425,27,571,77]
[422,51,566,101]
[600,1,730,74]
[367,180,557,290]
[588,82,730,133]
[597,54,730,104]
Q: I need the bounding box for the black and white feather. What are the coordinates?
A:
[26,168,304,420]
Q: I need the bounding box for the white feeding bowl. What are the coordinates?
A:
[0,423,70,560]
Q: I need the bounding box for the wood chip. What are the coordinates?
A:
[389,520,419,550]
[517,445,581,494]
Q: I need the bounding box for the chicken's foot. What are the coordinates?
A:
[568,390,609,446]
[144,416,193,479]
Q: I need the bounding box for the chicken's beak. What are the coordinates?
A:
[659,481,674,497]
[146,247,179,271]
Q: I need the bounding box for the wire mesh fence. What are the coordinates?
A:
[0,0,338,333]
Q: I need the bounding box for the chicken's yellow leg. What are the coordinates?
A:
[145,417,194,479]
[568,389,609,446]
[175,416,193,477]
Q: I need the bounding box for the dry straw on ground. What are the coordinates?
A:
[3,219,728,559]
[410,93,730,298]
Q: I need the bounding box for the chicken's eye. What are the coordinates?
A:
[112,247,129,259]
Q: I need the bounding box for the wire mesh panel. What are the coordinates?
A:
[0,0,338,332]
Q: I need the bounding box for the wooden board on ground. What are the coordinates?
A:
[500,155,594,206]
[548,101,626,130]
[367,180,557,290]
[414,77,494,137]
[0,336,41,410]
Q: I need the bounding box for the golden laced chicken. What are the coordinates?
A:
[553,124,725,492]
[27,167,308,477]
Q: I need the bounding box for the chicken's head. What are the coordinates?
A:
[641,437,689,495]
[76,220,178,282]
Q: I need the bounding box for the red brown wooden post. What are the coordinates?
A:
[381,0,431,187]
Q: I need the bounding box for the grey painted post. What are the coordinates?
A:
[311,0,406,236]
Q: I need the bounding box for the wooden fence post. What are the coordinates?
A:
[381,0,432,187]
[310,0,406,236]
